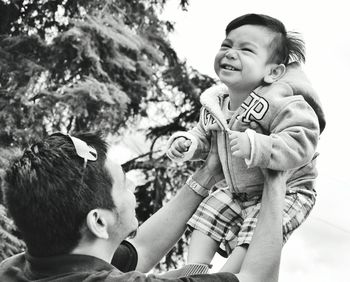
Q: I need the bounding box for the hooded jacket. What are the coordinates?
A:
[167,63,325,194]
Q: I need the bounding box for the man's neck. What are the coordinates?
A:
[71,240,119,263]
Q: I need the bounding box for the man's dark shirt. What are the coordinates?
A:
[0,241,238,281]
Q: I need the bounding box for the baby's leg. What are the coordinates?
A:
[171,231,219,276]
[217,184,316,275]
[161,188,240,278]
[219,244,248,273]
[159,231,218,278]
[187,229,219,264]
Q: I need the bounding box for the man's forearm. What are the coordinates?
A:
[133,131,224,273]
[132,184,202,272]
[237,172,286,282]
[132,167,216,272]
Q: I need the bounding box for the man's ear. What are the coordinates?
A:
[86,209,109,240]
[264,64,286,84]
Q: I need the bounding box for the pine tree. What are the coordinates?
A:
[0,204,25,261]
[0,0,216,269]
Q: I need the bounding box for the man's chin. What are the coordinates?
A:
[126,217,138,239]
[127,229,137,239]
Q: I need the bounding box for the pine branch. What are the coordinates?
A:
[0,205,26,261]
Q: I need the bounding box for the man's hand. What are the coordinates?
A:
[167,137,192,160]
[229,130,251,159]
[261,168,288,194]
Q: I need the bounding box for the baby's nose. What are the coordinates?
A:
[225,49,238,60]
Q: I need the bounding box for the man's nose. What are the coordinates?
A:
[126,178,136,193]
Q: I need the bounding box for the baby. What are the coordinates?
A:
[166,13,325,276]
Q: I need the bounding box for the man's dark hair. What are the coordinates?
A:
[225,13,305,65]
[4,132,115,256]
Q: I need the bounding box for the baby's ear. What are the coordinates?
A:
[263,64,286,84]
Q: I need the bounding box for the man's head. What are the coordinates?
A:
[214,13,305,92]
[4,132,137,257]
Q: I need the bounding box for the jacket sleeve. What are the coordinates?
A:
[166,108,211,162]
[247,97,319,170]
[187,108,212,160]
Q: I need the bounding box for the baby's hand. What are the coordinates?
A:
[228,130,251,159]
[167,137,192,160]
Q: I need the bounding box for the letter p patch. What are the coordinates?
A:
[239,92,269,123]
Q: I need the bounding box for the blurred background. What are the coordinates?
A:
[0,1,349,281]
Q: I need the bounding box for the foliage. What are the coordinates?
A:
[0,0,216,270]
[0,146,26,259]
[0,204,26,261]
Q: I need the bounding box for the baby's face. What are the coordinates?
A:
[214,24,276,93]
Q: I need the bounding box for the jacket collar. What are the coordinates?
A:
[24,252,115,279]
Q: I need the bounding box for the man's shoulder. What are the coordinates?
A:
[0,252,26,269]
[107,270,148,281]
[112,240,138,272]
[0,253,26,281]
[107,271,239,282]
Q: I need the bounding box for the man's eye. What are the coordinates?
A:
[242,48,253,52]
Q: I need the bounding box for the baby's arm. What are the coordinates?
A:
[167,136,193,161]
[166,132,199,162]
[166,108,211,162]
[245,96,319,170]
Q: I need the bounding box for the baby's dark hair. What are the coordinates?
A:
[225,13,305,65]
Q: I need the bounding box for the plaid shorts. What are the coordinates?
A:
[187,185,316,257]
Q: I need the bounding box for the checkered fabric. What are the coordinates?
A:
[187,185,316,257]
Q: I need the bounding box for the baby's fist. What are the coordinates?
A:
[228,130,251,159]
[167,137,192,160]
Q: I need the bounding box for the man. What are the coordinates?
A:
[0,132,286,281]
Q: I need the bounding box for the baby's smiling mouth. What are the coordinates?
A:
[220,63,238,71]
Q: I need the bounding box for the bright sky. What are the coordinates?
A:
[158,1,350,281]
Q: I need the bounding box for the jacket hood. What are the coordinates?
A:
[277,62,326,133]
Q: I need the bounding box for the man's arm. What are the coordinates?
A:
[131,178,203,272]
[235,170,287,282]
[129,169,286,282]
[131,134,223,272]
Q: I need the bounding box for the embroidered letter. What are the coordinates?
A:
[202,108,214,128]
[239,92,269,123]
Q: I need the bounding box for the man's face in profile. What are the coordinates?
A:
[105,157,138,240]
